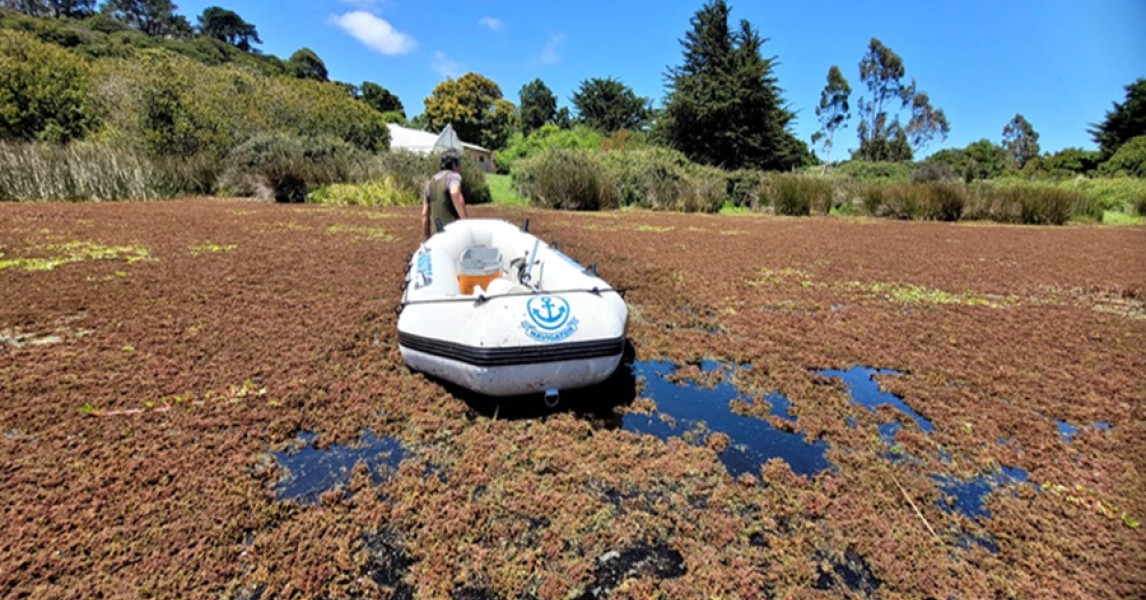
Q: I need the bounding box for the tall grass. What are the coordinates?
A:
[964,180,1090,225]
[763,174,833,216]
[1055,177,1146,214]
[0,141,177,201]
[862,182,965,221]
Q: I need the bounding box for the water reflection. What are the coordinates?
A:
[271,430,406,504]
[624,360,833,478]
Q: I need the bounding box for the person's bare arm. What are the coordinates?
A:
[449,181,468,219]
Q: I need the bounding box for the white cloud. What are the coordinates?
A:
[479,17,503,32]
[331,11,416,56]
[432,52,463,78]
[540,33,565,65]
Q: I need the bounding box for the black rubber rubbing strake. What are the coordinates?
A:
[398,332,624,367]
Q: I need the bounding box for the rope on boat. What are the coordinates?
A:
[397,286,625,312]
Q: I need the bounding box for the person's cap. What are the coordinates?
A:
[440,149,462,169]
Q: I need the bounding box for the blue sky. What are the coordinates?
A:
[175,1,1144,157]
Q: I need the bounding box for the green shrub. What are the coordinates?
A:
[221,133,368,202]
[0,10,98,48]
[458,158,491,204]
[1059,176,1146,212]
[0,140,176,200]
[911,162,955,183]
[1099,135,1146,178]
[0,29,98,142]
[351,150,491,206]
[308,177,414,206]
[512,148,616,211]
[497,124,602,173]
[1025,147,1101,178]
[832,160,914,181]
[92,49,389,161]
[595,147,722,213]
[678,165,726,213]
[724,169,764,208]
[598,147,687,209]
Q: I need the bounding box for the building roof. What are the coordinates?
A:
[386,123,490,154]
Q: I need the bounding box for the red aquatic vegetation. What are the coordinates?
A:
[0,199,1142,599]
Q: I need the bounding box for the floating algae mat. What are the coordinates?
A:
[272,431,405,504]
[624,360,832,478]
[821,366,1032,523]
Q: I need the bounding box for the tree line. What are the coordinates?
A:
[810,38,1144,178]
[2,0,1143,178]
[412,1,1142,177]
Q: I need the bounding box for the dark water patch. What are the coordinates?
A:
[748,532,770,548]
[765,392,796,422]
[272,430,405,504]
[1057,420,1112,442]
[574,542,686,599]
[817,367,934,433]
[1056,420,1078,442]
[624,361,832,478]
[932,465,1029,520]
[361,529,414,599]
[813,547,881,596]
[877,422,902,445]
[877,422,911,462]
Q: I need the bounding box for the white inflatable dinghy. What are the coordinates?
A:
[398,219,628,398]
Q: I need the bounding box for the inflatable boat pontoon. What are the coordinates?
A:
[397,219,628,398]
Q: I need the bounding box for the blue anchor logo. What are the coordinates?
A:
[527,295,570,331]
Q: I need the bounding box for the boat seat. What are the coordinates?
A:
[483,277,530,296]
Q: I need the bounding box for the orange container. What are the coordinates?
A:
[457,245,502,295]
[458,272,500,295]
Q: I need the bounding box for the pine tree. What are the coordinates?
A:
[571,77,650,134]
[519,78,557,135]
[197,6,261,51]
[1090,78,1146,159]
[659,0,804,170]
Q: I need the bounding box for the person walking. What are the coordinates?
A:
[422,149,468,240]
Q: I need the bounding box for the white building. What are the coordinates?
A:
[386,123,496,173]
